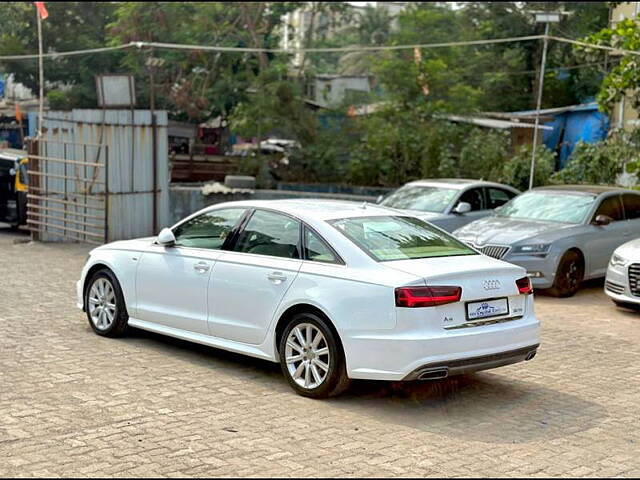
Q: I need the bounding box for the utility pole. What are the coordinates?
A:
[528,11,567,190]
[36,8,44,137]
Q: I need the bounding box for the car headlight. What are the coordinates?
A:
[512,244,551,256]
[610,253,628,268]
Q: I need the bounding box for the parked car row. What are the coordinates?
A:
[379,179,640,300]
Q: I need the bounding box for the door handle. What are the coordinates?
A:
[267,271,287,283]
[193,261,210,273]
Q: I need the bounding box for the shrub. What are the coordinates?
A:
[551,130,640,186]
[499,144,555,191]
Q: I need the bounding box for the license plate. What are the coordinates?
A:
[466,297,509,321]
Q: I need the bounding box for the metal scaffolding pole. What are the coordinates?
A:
[528,22,550,191]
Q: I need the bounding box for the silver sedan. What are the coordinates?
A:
[378,178,520,232]
[454,185,640,297]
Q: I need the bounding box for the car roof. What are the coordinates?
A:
[205,199,406,222]
[405,178,518,191]
[533,184,637,195]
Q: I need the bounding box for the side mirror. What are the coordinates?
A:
[376,194,384,204]
[453,202,471,215]
[593,214,612,226]
[156,227,176,246]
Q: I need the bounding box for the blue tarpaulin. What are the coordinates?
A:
[510,103,609,170]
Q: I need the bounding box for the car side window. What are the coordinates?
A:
[304,227,339,264]
[622,194,640,220]
[233,210,301,259]
[486,187,515,209]
[173,208,245,249]
[593,195,624,222]
[458,188,485,211]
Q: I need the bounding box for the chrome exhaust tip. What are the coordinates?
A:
[525,351,537,361]
[417,368,449,380]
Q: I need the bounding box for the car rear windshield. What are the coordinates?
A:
[496,191,596,224]
[379,185,458,213]
[329,215,477,261]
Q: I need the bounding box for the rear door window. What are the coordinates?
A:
[233,210,301,259]
[486,187,516,209]
[622,194,640,220]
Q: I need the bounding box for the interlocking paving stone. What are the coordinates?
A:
[0,228,639,477]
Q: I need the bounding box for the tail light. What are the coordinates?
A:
[395,286,462,308]
[516,276,533,295]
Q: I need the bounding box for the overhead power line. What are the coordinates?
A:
[0,34,637,61]
[0,43,134,60]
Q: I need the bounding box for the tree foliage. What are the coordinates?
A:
[0,2,122,107]
[577,15,640,113]
[551,129,640,185]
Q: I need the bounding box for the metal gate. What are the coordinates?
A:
[26,137,109,245]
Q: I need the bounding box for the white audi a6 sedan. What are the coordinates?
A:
[77,199,540,398]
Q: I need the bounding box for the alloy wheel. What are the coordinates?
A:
[88,278,116,331]
[284,323,330,389]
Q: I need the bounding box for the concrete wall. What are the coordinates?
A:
[169,185,378,226]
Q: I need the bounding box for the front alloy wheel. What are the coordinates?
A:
[88,278,117,331]
[85,269,129,337]
[279,313,350,398]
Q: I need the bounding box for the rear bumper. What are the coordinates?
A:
[402,344,539,381]
[343,310,540,381]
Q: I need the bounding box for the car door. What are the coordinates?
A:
[135,208,247,334]
[207,209,303,344]
[584,194,628,277]
[447,187,488,231]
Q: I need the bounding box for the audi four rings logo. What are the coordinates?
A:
[483,279,501,290]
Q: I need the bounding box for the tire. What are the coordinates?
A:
[547,250,584,298]
[278,312,350,399]
[84,269,129,337]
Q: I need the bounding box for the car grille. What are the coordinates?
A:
[605,280,625,295]
[628,263,640,297]
[474,244,510,260]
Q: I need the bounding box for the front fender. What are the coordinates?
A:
[79,248,140,317]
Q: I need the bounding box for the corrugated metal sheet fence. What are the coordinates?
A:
[27,109,169,243]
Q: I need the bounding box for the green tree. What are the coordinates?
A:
[0,2,122,107]
[577,14,640,113]
[108,2,300,121]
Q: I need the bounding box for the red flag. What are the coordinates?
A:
[34,2,48,20]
